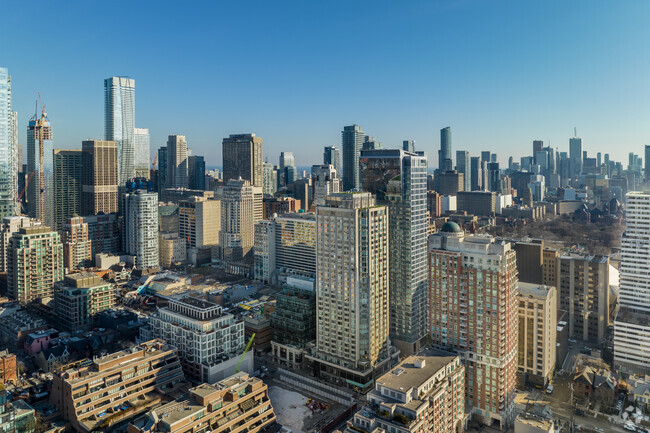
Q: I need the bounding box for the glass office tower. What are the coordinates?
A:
[105,77,135,185]
[0,68,18,218]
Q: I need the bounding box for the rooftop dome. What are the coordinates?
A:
[440,221,462,233]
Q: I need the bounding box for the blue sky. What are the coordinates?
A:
[3,0,650,167]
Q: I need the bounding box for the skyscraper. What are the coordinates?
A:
[341,124,364,191]
[323,145,341,175]
[360,149,428,355]
[8,226,64,303]
[133,127,150,179]
[0,216,41,273]
[533,140,543,161]
[429,225,518,428]
[27,101,53,227]
[104,77,135,186]
[470,156,482,191]
[157,146,167,197]
[188,155,205,190]
[311,164,340,206]
[645,145,650,181]
[124,190,159,269]
[614,192,650,375]
[456,150,471,192]
[262,162,276,196]
[82,140,118,216]
[220,179,256,263]
[569,136,583,178]
[166,135,188,188]
[179,196,220,249]
[439,127,453,171]
[222,133,263,187]
[53,150,83,230]
[0,68,18,218]
[402,140,415,152]
[308,192,391,392]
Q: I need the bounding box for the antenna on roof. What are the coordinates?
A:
[574,127,577,137]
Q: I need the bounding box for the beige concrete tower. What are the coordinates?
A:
[308,192,391,393]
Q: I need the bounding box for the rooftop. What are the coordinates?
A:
[518,282,555,298]
[377,349,458,392]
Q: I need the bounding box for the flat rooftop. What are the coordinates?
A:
[176,296,218,310]
[377,349,458,392]
[518,282,554,298]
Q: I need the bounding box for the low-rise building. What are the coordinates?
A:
[514,412,554,433]
[49,340,185,432]
[140,296,250,384]
[0,308,48,348]
[128,372,276,433]
[54,273,116,331]
[345,350,465,433]
[0,349,17,385]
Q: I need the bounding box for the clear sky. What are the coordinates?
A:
[3,0,650,168]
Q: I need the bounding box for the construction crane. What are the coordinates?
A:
[151,153,158,171]
[234,333,255,374]
[17,170,35,213]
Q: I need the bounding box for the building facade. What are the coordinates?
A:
[346,352,465,433]
[220,179,256,263]
[8,226,64,303]
[50,340,184,433]
[556,254,609,342]
[63,217,93,271]
[0,68,18,218]
[166,134,188,188]
[517,283,557,387]
[53,149,83,230]
[124,190,159,269]
[0,216,41,272]
[360,148,429,355]
[105,76,136,186]
[342,125,364,191]
[140,296,249,383]
[133,127,150,179]
[27,106,54,227]
[128,373,276,433]
[179,196,220,249]
[82,140,118,215]
[324,145,341,175]
[222,133,263,187]
[159,232,187,267]
[615,191,650,375]
[54,273,115,330]
[188,155,205,190]
[308,192,391,392]
[429,224,518,428]
[311,164,340,206]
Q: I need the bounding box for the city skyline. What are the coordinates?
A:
[3,1,650,166]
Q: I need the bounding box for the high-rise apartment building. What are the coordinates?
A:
[140,296,248,383]
[124,190,159,269]
[8,226,64,303]
[341,125,364,191]
[439,127,453,171]
[69,214,120,257]
[323,145,341,175]
[308,193,391,393]
[133,127,150,179]
[188,155,205,190]
[311,164,340,206]
[0,216,41,273]
[429,224,518,428]
[344,352,466,433]
[0,68,18,218]
[222,133,263,186]
[179,196,220,249]
[166,134,188,188]
[456,150,471,192]
[556,254,609,342]
[50,340,183,433]
[253,212,316,284]
[360,149,429,355]
[82,140,118,215]
[63,217,93,271]
[104,76,135,186]
[220,179,256,263]
[569,136,583,178]
[53,150,83,230]
[262,162,276,196]
[517,283,557,387]
[54,273,115,330]
[614,192,650,375]
[27,104,54,227]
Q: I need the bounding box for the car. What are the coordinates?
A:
[594,428,604,432]
[568,338,577,343]
[623,425,636,432]
[575,409,585,416]
[546,385,554,394]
